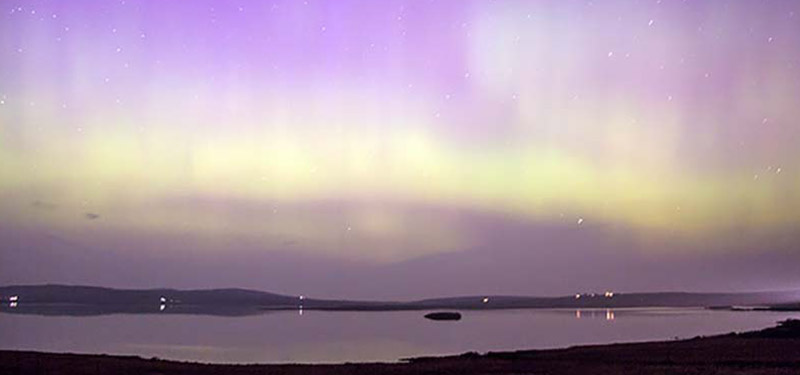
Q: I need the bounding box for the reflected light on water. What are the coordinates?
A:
[1,308,797,363]
[573,309,618,320]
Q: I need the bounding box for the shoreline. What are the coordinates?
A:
[2,319,799,375]
[3,285,800,315]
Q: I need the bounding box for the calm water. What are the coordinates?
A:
[0,308,796,363]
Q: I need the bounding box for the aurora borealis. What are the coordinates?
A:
[1,1,799,298]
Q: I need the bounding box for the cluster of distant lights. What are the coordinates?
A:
[4,293,614,322]
[574,291,616,321]
[155,293,307,315]
[2,294,313,314]
[299,295,304,316]
[575,291,615,299]
[4,291,617,306]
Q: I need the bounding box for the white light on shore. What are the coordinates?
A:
[575,294,581,299]
[482,297,490,303]
[9,296,18,302]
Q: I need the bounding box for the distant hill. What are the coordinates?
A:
[0,284,300,307]
[1,284,798,316]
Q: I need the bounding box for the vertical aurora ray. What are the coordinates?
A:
[0,0,799,285]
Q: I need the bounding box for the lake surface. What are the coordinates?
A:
[0,308,797,363]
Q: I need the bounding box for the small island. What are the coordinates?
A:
[424,311,462,321]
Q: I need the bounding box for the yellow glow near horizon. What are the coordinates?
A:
[2,0,799,263]
[2,121,797,242]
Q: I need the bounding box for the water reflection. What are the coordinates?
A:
[572,309,615,320]
[0,308,795,364]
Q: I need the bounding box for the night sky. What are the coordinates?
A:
[1,0,799,299]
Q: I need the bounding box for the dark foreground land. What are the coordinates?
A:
[2,320,799,375]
